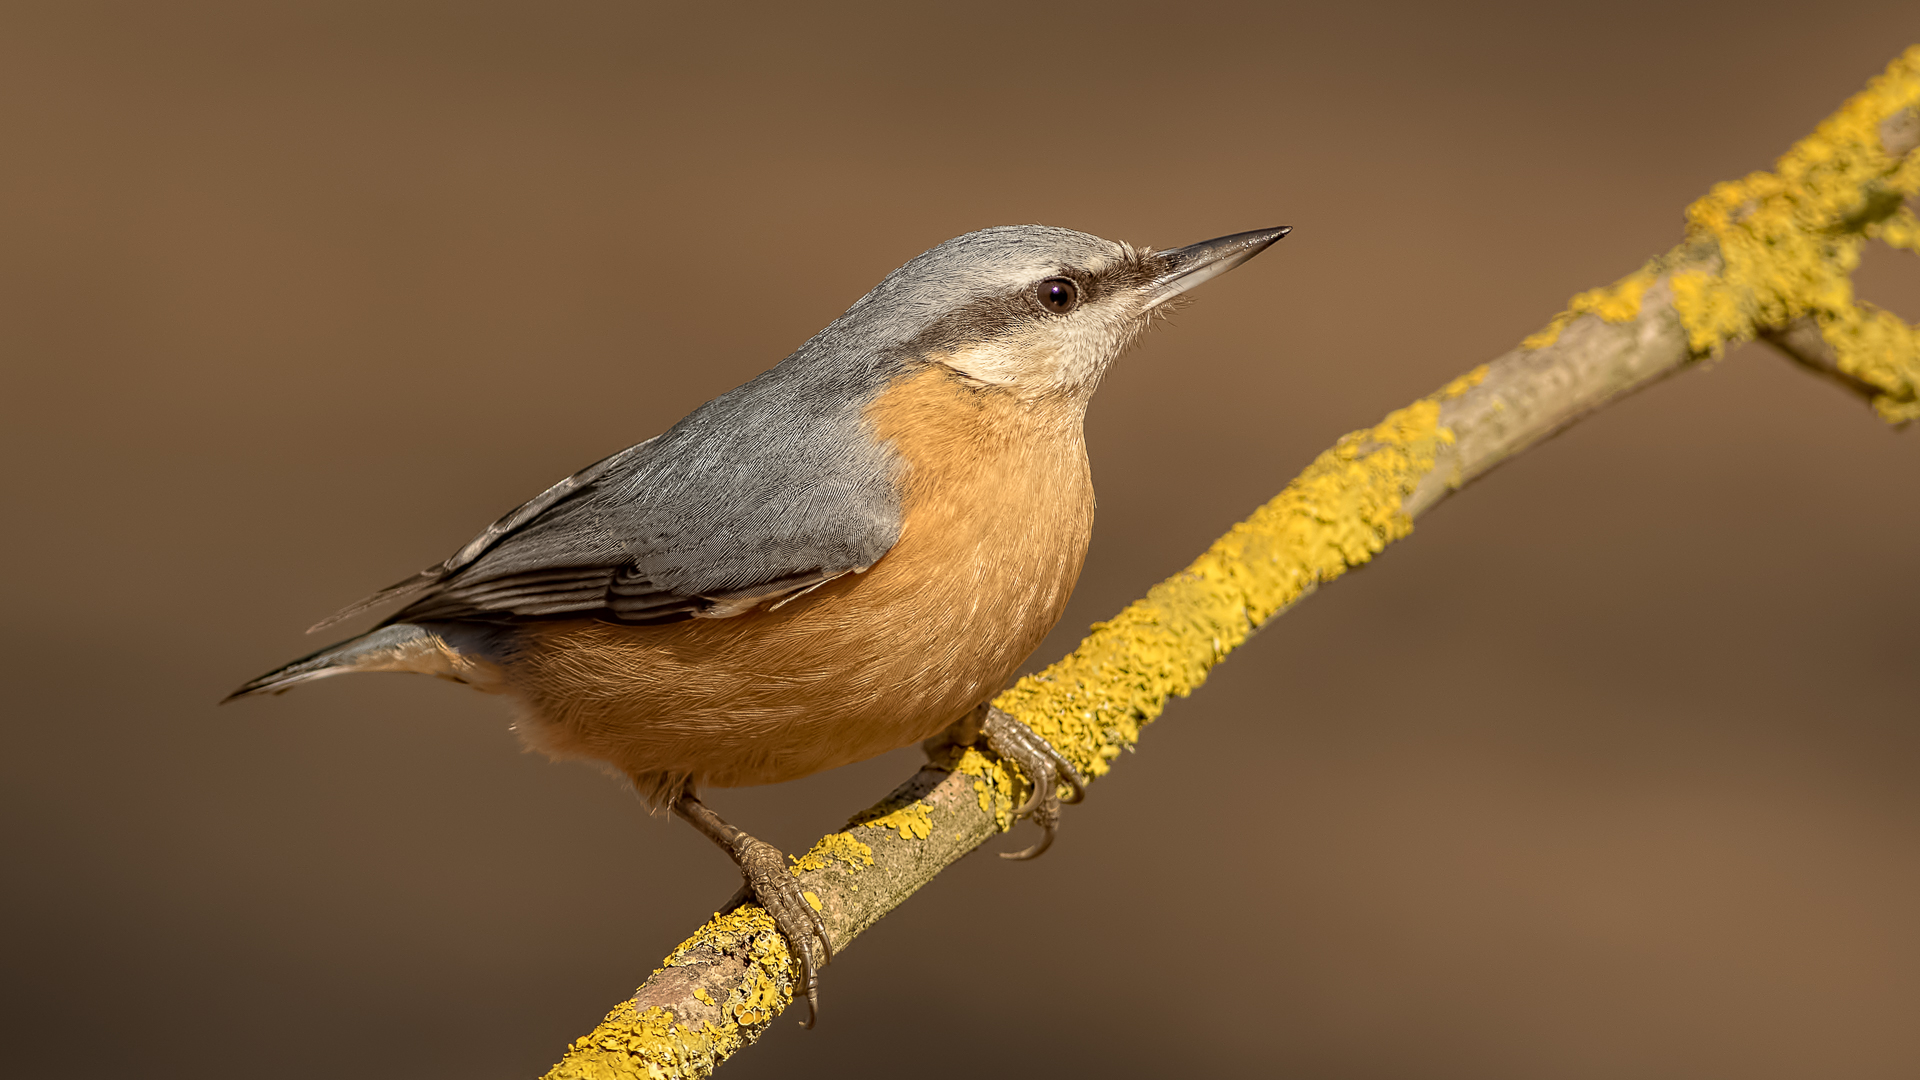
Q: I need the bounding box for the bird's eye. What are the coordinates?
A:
[1036,277,1080,315]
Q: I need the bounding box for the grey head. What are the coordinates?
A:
[298,223,1289,636]
[806,223,1291,401]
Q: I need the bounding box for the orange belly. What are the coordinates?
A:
[498,367,1094,797]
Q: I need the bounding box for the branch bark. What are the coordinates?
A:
[542,47,1920,1080]
[1761,316,1889,407]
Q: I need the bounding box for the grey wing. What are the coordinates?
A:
[387,560,861,625]
[319,428,902,628]
[317,344,907,632]
[384,485,899,626]
[308,440,655,632]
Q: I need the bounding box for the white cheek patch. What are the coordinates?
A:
[1051,312,1149,393]
[937,338,1043,387]
[935,311,1149,397]
[1050,322,1110,391]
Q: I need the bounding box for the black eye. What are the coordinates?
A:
[1036,277,1080,315]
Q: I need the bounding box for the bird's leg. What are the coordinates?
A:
[928,703,1087,860]
[670,783,832,1027]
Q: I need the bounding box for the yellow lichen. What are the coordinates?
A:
[1820,304,1920,423]
[860,801,933,841]
[1872,205,1920,253]
[788,832,874,875]
[1669,45,1920,422]
[951,746,1020,831]
[1439,365,1490,400]
[1523,264,1661,349]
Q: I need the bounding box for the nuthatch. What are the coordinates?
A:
[229,224,1287,1023]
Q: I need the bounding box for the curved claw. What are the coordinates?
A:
[1000,822,1056,861]
[1055,762,1087,805]
[979,706,1087,860]
[796,960,820,1029]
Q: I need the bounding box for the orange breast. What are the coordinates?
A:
[501,366,1094,796]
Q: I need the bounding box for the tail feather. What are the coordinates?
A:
[222,623,502,703]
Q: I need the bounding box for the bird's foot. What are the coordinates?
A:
[674,790,833,1027]
[934,705,1086,860]
[725,835,833,1026]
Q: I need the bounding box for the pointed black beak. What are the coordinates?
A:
[1144,226,1291,308]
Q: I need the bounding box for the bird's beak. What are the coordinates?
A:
[1142,226,1291,308]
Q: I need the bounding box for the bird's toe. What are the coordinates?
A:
[978,705,1086,860]
[731,836,833,1027]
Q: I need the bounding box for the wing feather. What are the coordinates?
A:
[312,357,904,633]
[309,441,654,632]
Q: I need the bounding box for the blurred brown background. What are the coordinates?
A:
[3,2,1918,1077]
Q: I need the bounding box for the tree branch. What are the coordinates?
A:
[542,46,1920,1080]
[1761,316,1890,408]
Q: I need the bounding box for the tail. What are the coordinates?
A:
[222,623,504,703]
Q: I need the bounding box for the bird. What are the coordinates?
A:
[227,222,1288,1024]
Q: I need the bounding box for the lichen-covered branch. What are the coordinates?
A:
[1762,315,1895,409]
[542,46,1920,1080]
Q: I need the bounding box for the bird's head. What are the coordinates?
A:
[828,224,1289,403]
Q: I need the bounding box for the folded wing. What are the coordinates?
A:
[313,366,905,631]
